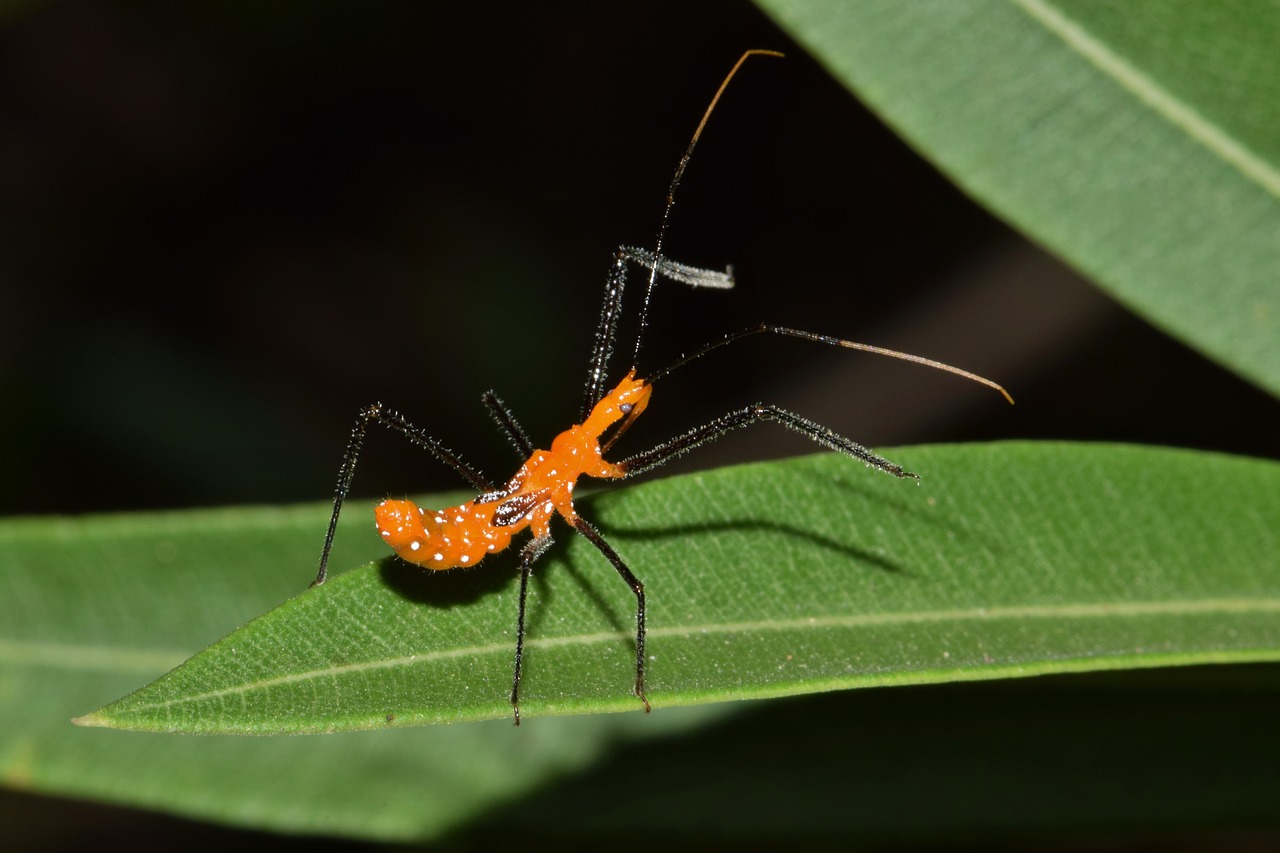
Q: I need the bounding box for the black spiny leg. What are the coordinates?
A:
[314,404,494,588]
[619,404,919,481]
[580,247,733,420]
[482,390,536,460]
[511,533,554,726]
[569,515,650,713]
[584,406,913,710]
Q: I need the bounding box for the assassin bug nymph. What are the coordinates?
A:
[311,50,1013,724]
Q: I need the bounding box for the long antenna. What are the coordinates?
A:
[649,323,1015,405]
[629,49,784,371]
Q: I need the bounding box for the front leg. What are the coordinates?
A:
[580,247,735,420]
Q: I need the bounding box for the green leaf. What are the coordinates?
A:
[6,442,1280,837]
[77,443,1280,734]
[756,0,1280,396]
[0,489,738,840]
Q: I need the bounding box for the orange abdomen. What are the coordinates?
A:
[375,498,514,569]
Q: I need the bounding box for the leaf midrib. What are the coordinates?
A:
[1013,0,1280,196]
[83,595,1280,714]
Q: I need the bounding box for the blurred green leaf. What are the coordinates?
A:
[477,667,1280,840]
[757,0,1280,396]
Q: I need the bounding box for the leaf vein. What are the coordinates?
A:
[1013,0,1280,197]
[118,596,1280,712]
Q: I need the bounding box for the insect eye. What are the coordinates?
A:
[619,403,633,414]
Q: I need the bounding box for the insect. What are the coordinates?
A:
[311,50,1012,724]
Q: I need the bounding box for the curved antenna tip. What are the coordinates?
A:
[830,338,1015,405]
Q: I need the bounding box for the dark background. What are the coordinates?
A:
[1,1,1277,848]
[3,1,1275,519]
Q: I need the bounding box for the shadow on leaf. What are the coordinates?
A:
[377,553,515,607]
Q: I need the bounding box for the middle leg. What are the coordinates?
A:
[511,533,554,726]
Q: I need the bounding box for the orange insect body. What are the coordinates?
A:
[375,371,652,569]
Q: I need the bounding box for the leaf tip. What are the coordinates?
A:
[71,711,111,729]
